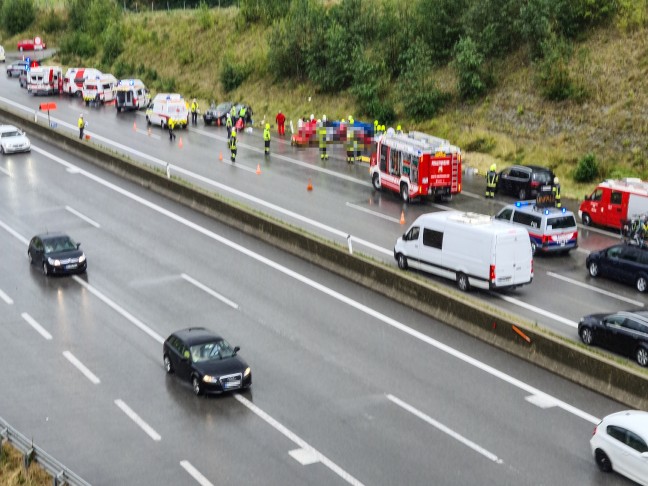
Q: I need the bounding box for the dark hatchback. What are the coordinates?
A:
[203,101,233,126]
[495,164,555,200]
[6,59,39,78]
[28,232,87,276]
[586,243,648,292]
[579,311,648,367]
[163,327,251,396]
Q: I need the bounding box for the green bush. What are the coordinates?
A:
[102,22,124,66]
[196,1,213,30]
[113,59,134,78]
[239,0,290,25]
[220,56,249,93]
[454,36,487,100]
[416,0,467,63]
[573,153,599,182]
[1,0,35,35]
[154,77,176,93]
[307,22,355,93]
[60,31,97,57]
[535,35,575,101]
[41,7,66,33]
[366,99,396,125]
[464,136,496,153]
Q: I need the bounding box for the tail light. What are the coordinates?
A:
[530,180,539,187]
[541,234,550,247]
[490,265,496,282]
[592,425,597,436]
[531,259,534,276]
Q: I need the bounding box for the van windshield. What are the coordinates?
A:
[548,215,576,229]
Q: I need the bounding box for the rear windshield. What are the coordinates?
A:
[547,215,576,229]
[532,172,553,184]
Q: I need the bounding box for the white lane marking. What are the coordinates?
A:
[289,448,320,465]
[496,294,579,328]
[525,394,559,409]
[135,128,161,140]
[62,351,100,384]
[114,399,162,441]
[180,273,239,309]
[0,166,11,176]
[234,394,364,486]
[179,460,214,486]
[21,312,52,340]
[32,148,601,426]
[0,288,13,305]
[547,272,644,307]
[345,202,400,223]
[0,218,29,245]
[72,276,165,344]
[387,394,503,464]
[65,205,101,228]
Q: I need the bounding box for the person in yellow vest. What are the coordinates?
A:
[396,124,403,135]
[225,113,232,140]
[78,114,85,139]
[190,98,198,125]
[485,163,497,198]
[263,123,271,156]
[319,124,328,160]
[168,118,176,140]
[553,177,561,208]
[229,129,237,162]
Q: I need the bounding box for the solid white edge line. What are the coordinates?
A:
[181,273,239,309]
[387,394,503,464]
[179,460,214,486]
[72,276,165,344]
[65,205,101,228]
[0,166,11,176]
[345,202,401,223]
[0,218,30,245]
[20,312,52,340]
[234,395,364,486]
[62,350,100,384]
[495,294,579,328]
[114,399,161,441]
[547,272,644,307]
[0,288,14,305]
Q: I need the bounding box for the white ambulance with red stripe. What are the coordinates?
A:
[63,67,102,96]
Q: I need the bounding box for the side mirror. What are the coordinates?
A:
[76,242,81,249]
[584,194,590,200]
[402,233,407,241]
[233,346,240,354]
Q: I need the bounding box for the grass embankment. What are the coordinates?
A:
[0,443,50,486]
[6,7,648,199]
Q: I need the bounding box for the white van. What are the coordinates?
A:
[394,211,533,291]
[115,79,150,112]
[63,68,102,96]
[146,93,188,129]
[82,74,118,105]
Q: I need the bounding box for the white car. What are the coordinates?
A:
[0,45,5,62]
[590,410,648,485]
[0,125,31,154]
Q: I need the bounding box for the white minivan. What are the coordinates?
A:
[394,211,533,291]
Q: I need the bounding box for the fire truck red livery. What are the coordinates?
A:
[370,130,462,203]
[579,178,648,230]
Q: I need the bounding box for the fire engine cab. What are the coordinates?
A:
[26,66,62,96]
[370,130,462,203]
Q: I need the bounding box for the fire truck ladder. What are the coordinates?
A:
[450,154,459,192]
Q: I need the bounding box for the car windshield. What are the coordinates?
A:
[1,131,20,138]
[216,103,231,112]
[548,215,576,229]
[43,236,77,254]
[190,339,236,363]
[532,172,552,183]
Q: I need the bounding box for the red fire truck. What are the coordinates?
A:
[370,131,462,203]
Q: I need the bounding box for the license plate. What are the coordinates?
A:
[224,380,241,389]
[66,264,78,270]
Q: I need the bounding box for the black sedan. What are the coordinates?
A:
[586,243,648,292]
[163,327,251,396]
[203,101,233,126]
[28,232,87,276]
[578,311,648,367]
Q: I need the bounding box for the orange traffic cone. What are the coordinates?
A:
[178,137,183,148]
[85,134,91,141]
[307,178,313,191]
[400,210,405,225]
[256,164,261,175]
[133,121,137,131]
[219,152,223,161]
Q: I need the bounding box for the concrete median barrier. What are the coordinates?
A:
[2,104,647,410]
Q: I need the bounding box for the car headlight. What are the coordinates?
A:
[244,367,251,377]
[79,254,86,263]
[47,257,61,266]
[202,375,218,383]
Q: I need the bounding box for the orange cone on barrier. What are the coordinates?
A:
[133,121,137,131]
[256,164,261,175]
[307,178,313,191]
[400,210,405,225]
[85,134,91,141]
[178,137,183,148]
[219,152,223,161]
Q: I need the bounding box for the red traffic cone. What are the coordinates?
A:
[178,137,183,148]
[133,121,137,131]
[256,164,261,175]
[219,152,223,161]
[307,178,313,191]
[400,211,405,225]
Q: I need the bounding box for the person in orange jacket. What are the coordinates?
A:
[275,111,286,136]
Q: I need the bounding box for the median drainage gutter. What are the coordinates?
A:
[2,105,647,410]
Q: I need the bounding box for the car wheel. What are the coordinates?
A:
[636,347,648,367]
[163,354,173,374]
[457,272,470,292]
[400,184,409,203]
[518,188,527,200]
[192,376,202,396]
[530,241,537,256]
[42,262,49,276]
[579,327,594,345]
[582,213,592,226]
[372,173,381,191]
[0,145,4,154]
[595,449,612,473]
[636,276,647,292]
[397,253,408,270]
[588,262,599,277]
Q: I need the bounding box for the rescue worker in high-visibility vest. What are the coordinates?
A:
[373,120,378,137]
[239,106,247,129]
[319,125,328,160]
[168,118,176,140]
[229,129,237,162]
[190,99,198,125]
[230,105,237,120]
[396,124,403,135]
[225,113,232,140]
[553,177,562,208]
[78,114,85,139]
[485,163,497,198]
[346,125,354,164]
[263,123,271,156]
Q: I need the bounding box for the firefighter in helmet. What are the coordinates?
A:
[553,177,562,208]
[263,123,271,156]
[485,164,497,198]
[229,129,237,162]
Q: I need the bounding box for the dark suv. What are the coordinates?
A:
[587,243,648,292]
[495,165,554,200]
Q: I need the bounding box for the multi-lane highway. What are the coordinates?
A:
[0,130,637,485]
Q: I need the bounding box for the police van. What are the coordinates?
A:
[82,74,118,105]
[394,211,533,291]
[146,93,189,129]
[494,201,578,255]
[115,79,150,112]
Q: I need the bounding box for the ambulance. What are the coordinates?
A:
[115,79,150,112]
[63,68,102,96]
[146,93,189,129]
[26,66,63,95]
[82,74,118,105]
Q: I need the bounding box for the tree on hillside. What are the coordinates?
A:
[415,0,467,64]
[240,0,290,25]
[463,0,522,58]
[375,0,415,78]
[454,36,487,100]
[1,0,35,35]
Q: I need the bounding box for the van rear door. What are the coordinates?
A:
[494,230,532,287]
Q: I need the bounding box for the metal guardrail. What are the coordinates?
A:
[0,416,91,486]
